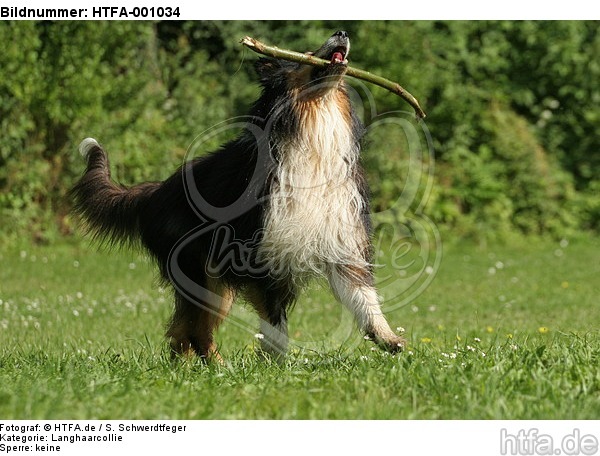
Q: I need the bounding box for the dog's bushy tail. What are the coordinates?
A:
[70,138,160,246]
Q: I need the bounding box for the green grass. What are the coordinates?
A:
[0,236,599,419]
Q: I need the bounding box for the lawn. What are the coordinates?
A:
[0,235,598,419]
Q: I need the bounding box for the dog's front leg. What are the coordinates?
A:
[246,280,295,360]
[258,315,289,358]
[328,265,406,353]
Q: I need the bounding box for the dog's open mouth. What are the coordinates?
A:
[330,46,348,64]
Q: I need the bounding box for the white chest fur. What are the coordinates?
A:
[260,96,368,278]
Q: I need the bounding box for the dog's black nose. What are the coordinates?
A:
[334,31,349,39]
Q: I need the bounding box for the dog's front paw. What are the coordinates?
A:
[367,332,407,354]
[380,334,407,353]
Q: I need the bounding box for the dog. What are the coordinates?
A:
[71,31,406,360]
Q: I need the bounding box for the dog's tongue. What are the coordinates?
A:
[331,52,344,63]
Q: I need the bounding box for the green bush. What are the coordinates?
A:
[0,21,598,243]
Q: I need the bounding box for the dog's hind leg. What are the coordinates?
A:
[328,264,405,353]
[166,277,234,362]
[245,279,296,359]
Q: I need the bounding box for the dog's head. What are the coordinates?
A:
[255,31,350,99]
[310,30,350,75]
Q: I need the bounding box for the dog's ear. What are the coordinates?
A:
[254,58,283,84]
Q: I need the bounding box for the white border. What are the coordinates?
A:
[2,0,599,19]
[2,420,600,456]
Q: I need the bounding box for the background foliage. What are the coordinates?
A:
[0,21,598,243]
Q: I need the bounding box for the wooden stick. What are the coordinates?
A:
[240,36,426,120]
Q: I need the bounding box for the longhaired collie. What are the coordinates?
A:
[71,31,406,360]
